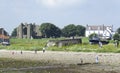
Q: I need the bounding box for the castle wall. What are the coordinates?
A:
[27,24,31,39]
[19,24,23,38]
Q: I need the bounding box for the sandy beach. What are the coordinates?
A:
[0,49,120,65]
[1,50,120,73]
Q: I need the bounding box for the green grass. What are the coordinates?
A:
[1,38,56,51]
[9,38,48,50]
[82,37,89,44]
[48,37,120,53]
[0,37,120,53]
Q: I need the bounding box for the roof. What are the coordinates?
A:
[86,25,113,30]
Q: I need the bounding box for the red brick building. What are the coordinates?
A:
[0,28,10,44]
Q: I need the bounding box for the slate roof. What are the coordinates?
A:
[86,25,113,31]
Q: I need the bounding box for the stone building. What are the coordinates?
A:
[17,23,41,39]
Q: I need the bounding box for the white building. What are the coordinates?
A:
[85,25,114,39]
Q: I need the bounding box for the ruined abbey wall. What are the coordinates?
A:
[17,23,41,39]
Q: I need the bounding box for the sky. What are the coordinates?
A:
[0,0,120,34]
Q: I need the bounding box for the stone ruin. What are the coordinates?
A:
[17,23,42,39]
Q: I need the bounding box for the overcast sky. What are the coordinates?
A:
[0,0,120,34]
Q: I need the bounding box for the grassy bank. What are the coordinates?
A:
[0,38,120,53]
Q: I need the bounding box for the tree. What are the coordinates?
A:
[40,23,61,38]
[11,28,17,37]
[62,24,76,37]
[117,27,120,34]
[113,33,120,41]
[62,24,86,37]
[76,25,86,36]
[89,33,98,39]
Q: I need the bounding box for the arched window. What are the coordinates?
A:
[23,27,27,35]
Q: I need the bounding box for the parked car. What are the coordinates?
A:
[2,41,10,46]
[89,36,100,44]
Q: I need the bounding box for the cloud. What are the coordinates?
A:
[36,0,86,8]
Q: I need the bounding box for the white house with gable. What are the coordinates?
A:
[85,25,114,39]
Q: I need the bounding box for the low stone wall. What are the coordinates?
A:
[47,38,82,47]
